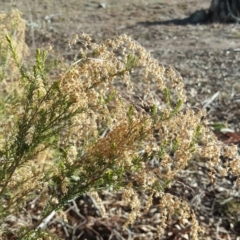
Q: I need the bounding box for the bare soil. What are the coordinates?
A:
[1,0,240,239]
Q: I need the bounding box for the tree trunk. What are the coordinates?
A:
[209,0,240,23]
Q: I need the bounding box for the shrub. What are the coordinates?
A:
[0,10,240,239]
[0,10,28,81]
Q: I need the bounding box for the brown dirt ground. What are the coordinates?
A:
[1,0,240,239]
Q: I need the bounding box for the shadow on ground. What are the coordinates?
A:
[139,9,210,26]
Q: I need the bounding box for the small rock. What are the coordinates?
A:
[98,3,107,8]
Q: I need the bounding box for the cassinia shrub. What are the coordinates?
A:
[0,9,240,239]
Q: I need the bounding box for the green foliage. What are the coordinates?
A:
[211,122,227,131]
[125,54,138,71]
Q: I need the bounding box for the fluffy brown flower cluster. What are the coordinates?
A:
[56,34,240,238]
